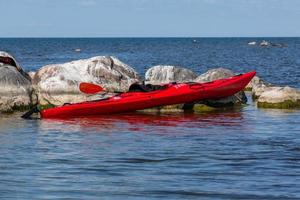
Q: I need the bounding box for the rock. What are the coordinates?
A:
[259,40,287,48]
[252,84,270,100]
[257,86,300,109]
[194,68,247,107]
[245,75,268,91]
[193,104,217,112]
[195,68,234,83]
[145,65,197,85]
[0,51,34,112]
[33,56,140,105]
[138,104,186,113]
[260,40,270,47]
[28,71,36,80]
[250,77,273,100]
[248,41,256,45]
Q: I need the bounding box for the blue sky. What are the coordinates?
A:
[0,0,300,37]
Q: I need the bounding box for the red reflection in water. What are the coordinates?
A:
[40,110,245,133]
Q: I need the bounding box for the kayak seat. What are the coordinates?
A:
[129,82,167,92]
[0,56,17,67]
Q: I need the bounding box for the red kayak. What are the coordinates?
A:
[40,71,256,118]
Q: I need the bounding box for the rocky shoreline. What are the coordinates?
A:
[0,51,299,114]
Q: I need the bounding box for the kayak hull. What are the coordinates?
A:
[40,71,256,118]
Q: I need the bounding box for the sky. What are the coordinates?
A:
[0,0,300,37]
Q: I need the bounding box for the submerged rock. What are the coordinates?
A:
[33,56,140,105]
[257,86,300,109]
[145,65,197,85]
[0,51,33,112]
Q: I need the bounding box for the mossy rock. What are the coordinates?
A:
[193,104,217,112]
[244,87,253,92]
[138,104,187,113]
[257,100,300,109]
[193,103,246,113]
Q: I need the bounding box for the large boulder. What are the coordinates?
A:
[145,65,197,85]
[257,86,300,109]
[32,56,141,105]
[194,68,247,107]
[195,68,234,83]
[0,51,33,112]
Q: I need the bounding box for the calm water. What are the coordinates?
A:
[0,38,300,199]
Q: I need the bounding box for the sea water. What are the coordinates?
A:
[0,38,299,199]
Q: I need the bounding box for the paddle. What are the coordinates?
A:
[79,82,104,94]
[21,104,39,119]
[22,82,105,119]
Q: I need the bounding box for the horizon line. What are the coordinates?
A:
[0,36,300,39]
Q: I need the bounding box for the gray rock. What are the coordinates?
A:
[249,76,274,100]
[245,76,264,91]
[252,83,271,100]
[0,51,33,112]
[248,41,257,45]
[33,56,141,105]
[259,40,287,48]
[257,86,300,109]
[260,40,270,47]
[195,68,234,83]
[145,65,197,85]
[28,71,36,80]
